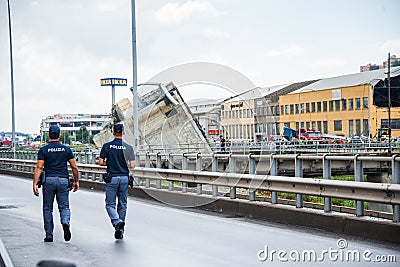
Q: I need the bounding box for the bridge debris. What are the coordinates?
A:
[93,82,212,153]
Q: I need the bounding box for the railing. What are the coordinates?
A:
[1,140,398,156]
[1,152,399,222]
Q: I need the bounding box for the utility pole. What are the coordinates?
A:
[7,0,16,158]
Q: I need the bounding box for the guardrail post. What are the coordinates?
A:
[196,154,202,195]
[84,153,89,179]
[295,155,303,208]
[392,155,400,222]
[91,152,96,181]
[156,153,162,189]
[249,154,256,201]
[182,154,188,193]
[77,153,82,180]
[145,153,151,188]
[270,155,278,204]
[134,153,140,186]
[323,154,332,212]
[354,155,364,217]
[168,154,174,191]
[229,155,236,199]
[212,154,218,197]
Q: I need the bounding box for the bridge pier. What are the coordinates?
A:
[367,173,393,213]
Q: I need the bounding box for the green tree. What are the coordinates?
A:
[60,132,71,145]
[77,126,89,144]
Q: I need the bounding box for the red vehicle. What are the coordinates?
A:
[0,140,11,147]
[299,128,322,141]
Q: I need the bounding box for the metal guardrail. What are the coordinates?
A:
[1,155,399,222]
[0,238,14,267]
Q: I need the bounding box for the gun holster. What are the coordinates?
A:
[103,173,112,183]
[129,175,134,188]
[37,172,45,188]
[68,178,74,191]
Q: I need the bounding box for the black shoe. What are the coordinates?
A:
[62,224,71,242]
[44,237,53,242]
[114,221,125,240]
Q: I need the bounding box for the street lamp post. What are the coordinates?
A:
[131,0,139,153]
[7,0,16,158]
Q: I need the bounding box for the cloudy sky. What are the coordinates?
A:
[0,0,399,134]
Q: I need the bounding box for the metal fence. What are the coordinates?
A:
[1,151,399,222]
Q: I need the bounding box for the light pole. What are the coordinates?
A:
[7,0,16,158]
[131,0,139,153]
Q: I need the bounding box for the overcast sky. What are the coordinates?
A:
[0,0,399,134]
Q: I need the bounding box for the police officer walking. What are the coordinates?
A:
[98,124,135,240]
[33,125,79,242]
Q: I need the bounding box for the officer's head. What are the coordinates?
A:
[48,125,60,140]
[113,124,124,137]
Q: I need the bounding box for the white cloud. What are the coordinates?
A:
[154,0,221,25]
[381,39,400,55]
[264,45,305,57]
[202,28,231,38]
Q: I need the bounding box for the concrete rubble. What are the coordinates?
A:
[93,82,212,154]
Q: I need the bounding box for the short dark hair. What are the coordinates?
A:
[49,132,60,139]
[49,125,60,139]
[113,124,124,134]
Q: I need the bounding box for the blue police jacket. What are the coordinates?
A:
[37,141,74,178]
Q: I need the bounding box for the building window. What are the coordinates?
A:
[239,110,242,118]
[312,121,316,129]
[363,97,368,108]
[363,119,369,136]
[356,119,361,136]
[285,105,289,115]
[349,120,354,136]
[323,121,328,134]
[311,102,316,112]
[335,100,340,111]
[334,120,342,131]
[280,106,284,115]
[348,99,353,110]
[295,104,299,114]
[317,102,321,112]
[323,101,327,112]
[317,121,322,132]
[290,104,294,114]
[342,99,347,110]
[329,101,334,111]
[306,122,310,129]
[306,103,310,113]
[355,98,361,109]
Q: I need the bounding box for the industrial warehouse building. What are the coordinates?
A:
[279,66,400,139]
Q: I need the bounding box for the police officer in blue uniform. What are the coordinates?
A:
[98,124,135,239]
[33,125,79,242]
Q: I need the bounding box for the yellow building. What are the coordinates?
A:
[279,67,400,139]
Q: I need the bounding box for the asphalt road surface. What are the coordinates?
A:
[0,174,399,267]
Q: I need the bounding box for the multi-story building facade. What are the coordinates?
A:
[279,67,400,138]
[187,99,221,140]
[360,63,383,72]
[40,113,109,138]
[220,81,319,141]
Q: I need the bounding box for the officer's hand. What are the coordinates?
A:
[73,181,79,192]
[33,184,39,197]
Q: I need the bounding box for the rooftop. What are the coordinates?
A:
[291,66,400,93]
